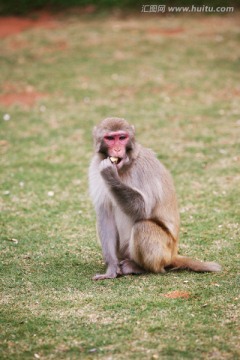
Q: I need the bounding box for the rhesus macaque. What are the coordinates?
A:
[89,117,221,280]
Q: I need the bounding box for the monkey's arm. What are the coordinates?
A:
[100,159,146,221]
[93,204,121,280]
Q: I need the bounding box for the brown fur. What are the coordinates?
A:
[89,117,221,280]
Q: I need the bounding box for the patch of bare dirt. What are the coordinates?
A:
[0,12,58,38]
[0,92,46,107]
[162,290,190,299]
[0,84,47,107]
[148,27,185,35]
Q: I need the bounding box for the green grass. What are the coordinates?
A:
[0,11,240,359]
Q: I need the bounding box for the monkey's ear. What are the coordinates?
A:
[131,125,135,133]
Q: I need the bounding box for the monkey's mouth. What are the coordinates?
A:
[109,156,122,165]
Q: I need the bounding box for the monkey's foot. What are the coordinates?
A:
[120,259,145,275]
[92,273,118,281]
[92,266,122,280]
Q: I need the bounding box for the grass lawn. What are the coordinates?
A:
[0,10,239,359]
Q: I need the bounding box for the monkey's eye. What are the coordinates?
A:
[119,135,127,140]
[105,136,114,141]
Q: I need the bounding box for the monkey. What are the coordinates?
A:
[88,117,221,280]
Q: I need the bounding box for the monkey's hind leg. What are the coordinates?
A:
[129,221,173,273]
[120,259,145,275]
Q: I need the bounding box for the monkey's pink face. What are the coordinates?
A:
[103,131,130,167]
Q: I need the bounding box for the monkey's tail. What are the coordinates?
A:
[170,255,222,272]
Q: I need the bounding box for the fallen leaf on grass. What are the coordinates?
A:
[162,291,190,299]
[8,238,19,244]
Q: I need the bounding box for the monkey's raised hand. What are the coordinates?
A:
[99,157,118,174]
[99,158,119,186]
